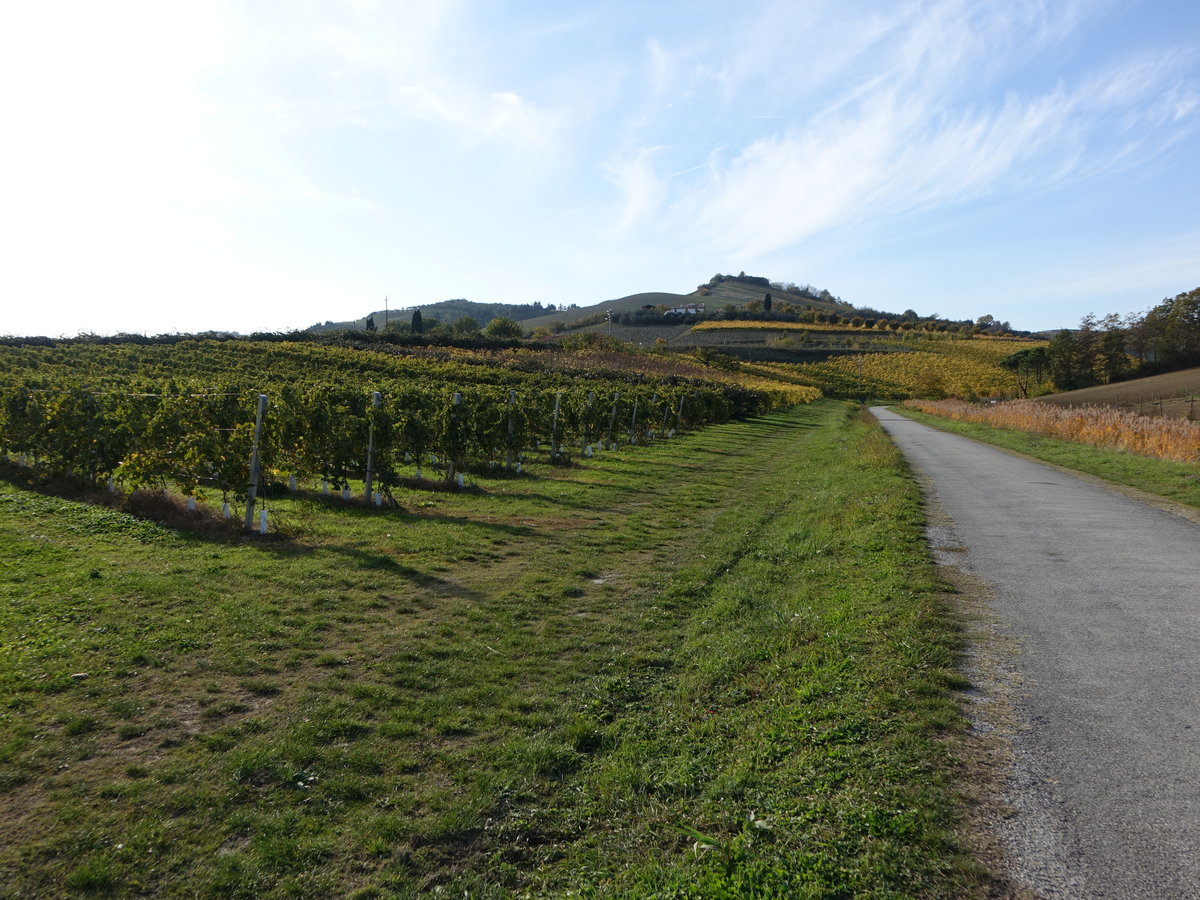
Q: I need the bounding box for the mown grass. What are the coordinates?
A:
[894,405,1200,510]
[0,402,987,897]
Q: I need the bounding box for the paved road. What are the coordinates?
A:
[871,407,1200,899]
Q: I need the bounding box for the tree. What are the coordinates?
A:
[1126,287,1200,370]
[411,309,424,334]
[763,292,772,312]
[1099,328,1130,383]
[1000,346,1050,398]
[1047,329,1099,391]
[365,315,376,332]
[483,316,523,339]
[452,316,480,334]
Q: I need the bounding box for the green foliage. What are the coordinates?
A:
[999,345,1050,398]
[482,316,523,338]
[451,315,480,334]
[0,339,781,492]
[1127,287,1200,371]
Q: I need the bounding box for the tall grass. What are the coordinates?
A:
[906,398,1200,463]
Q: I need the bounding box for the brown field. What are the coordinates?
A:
[1036,366,1200,420]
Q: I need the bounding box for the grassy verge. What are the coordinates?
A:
[893,405,1200,510]
[1,402,986,897]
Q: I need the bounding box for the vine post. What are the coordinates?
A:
[551,391,562,460]
[606,391,621,447]
[506,390,517,470]
[243,393,268,533]
[447,392,462,481]
[364,390,380,502]
[583,391,595,451]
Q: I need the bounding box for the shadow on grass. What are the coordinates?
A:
[281,541,485,601]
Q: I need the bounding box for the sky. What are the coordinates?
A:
[2,0,1199,336]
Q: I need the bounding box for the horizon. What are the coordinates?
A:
[2,1,1198,337]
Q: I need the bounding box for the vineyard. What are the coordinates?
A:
[0,339,817,522]
[905,398,1200,464]
[692,320,867,333]
[773,336,1043,400]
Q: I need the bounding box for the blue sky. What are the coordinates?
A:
[2,0,1199,335]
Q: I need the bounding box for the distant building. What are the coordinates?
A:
[665,304,705,316]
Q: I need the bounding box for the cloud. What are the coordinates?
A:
[390,83,559,151]
[603,147,666,235]
[677,0,1199,258]
[212,0,565,153]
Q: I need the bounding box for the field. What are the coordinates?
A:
[730,336,1041,401]
[906,397,1200,465]
[0,390,998,897]
[1033,365,1200,420]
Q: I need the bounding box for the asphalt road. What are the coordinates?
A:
[871,407,1200,899]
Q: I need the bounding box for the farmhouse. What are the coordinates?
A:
[665,303,705,316]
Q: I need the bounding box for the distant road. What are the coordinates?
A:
[872,407,1200,899]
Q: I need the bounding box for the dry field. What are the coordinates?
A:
[1035,366,1200,420]
[906,398,1200,464]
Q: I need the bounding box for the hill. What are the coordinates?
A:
[308,274,862,336]
[518,291,694,332]
[696,277,848,313]
[308,298,564,333]
[1033,366,1200,419]
[521,277,857,333]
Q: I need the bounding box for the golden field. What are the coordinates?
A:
[906,398,1200,463]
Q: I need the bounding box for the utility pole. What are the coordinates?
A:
[384,296,389,332]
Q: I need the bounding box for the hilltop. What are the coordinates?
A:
[306,273,865,336]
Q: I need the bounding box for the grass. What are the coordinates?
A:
[0,401,989,897]
[894,404,1200,510]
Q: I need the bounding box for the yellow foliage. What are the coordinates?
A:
[794,338,1047,400]
[906,399,1200,463]
[693,320,852,332]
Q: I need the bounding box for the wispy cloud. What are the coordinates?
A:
[390,83,559,150]
[674,0,1199,258]
[223,0,565,152]
[603,147,666,236]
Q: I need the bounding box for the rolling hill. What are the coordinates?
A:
[308,274,859,336]
[1033,366,1200,419]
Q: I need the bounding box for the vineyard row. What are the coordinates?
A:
[1,380,754,511]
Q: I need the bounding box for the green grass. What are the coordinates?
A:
[893,405,1200,510]
[0,402,988,897]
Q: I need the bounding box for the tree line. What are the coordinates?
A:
[1002,287,1200,395]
